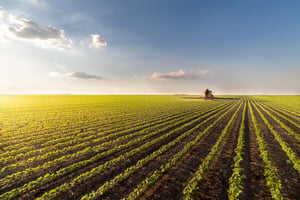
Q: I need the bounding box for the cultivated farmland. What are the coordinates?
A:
[0,95,299,200]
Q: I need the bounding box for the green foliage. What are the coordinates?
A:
[0,95,298,199]
[183,101,243,200]
[249,102,283,200]
[252,102,300,174]
[124,101,241,200]
[228,103,247,200]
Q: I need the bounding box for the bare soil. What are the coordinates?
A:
[19,103,235,199]
[252,104,300,199]
[137,103,242,200]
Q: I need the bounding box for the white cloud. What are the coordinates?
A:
[8,17,61,40]
[50,71,101,80]
[197,70,210,75]
[150,69,212,80]
[89,34,107,48]
[150,69,195,80]
[0,8,72,49]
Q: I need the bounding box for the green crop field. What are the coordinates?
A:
[0,95,299,200]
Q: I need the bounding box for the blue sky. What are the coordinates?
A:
[0,0,299,94]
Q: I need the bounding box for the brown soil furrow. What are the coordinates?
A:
[0,107,206,165]
[255,104,300,157]
[96,110,222,200]
[244,103,272,200]
[267,105,300,123]
[138,103,241,200]
[20,104,233,199]
[94,103,237,199]
[267,104,300,120]
[70,104,235,199]
[252,103,300,199]
[258,102,300,136]
[1,104,223,195]
[194,102,244,199]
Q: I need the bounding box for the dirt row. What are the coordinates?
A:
[5,98,299,200]
[134,102,243,200]
[0,103,230,195]
[17,102,236,199]
[251,102,300,199]
[194,102,244,199]
[99,102,242,200]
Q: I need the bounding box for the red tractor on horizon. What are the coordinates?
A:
[204,89,214,99]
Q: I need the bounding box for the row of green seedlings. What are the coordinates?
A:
[1,102,169,153]
[3,101,217,142]
[0,101,159,148]
[0,104,119,140]
[40,102,219,147]
[271,100,300,115]
[257,101,300,133]
[0,102,228,180]
[0,104,92,132]
[1,100,217,153]
[0,100,222,154]
[260,100,300,118]
[0,101,234,199]
[0,101,233,198]
[183,102,243,200]
[249,98,296,118]
[0,99,198,138]
[0,103,204,166]
[0,102,165,141]
[252,102,300,174]
[249,102,283,199]
[0,104,168,151]
[38,102,239,200]
[1,115,125,151]
[121,102,241,200]
[0,102,225,189]
[260,101,300,123]
[2,101,208,157]
[227,102,247,199]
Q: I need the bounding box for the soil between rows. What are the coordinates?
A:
[194,102,244,199]
[95,103,239,200]
[252,102,300,199]
[242,103,271,200]
[1,104,191,152]
[1,108,195,158]
[256,103,300,157]
[0,108,205,179]
[258,102,300,138]
[266,104,300,120]
[70,103,236,199]
[18,103,235,199]
[137,102,242,200]
[266,105,300,124]
[0,105,224,195]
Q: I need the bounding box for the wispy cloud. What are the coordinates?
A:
[1,7,108,51]
[197,70,210,75]
[50,71,101,80]
[0,7,72,49]
[150,69,211,80]
[89,34,107,48]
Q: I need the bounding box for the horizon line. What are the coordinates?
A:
[0,93,299,96]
